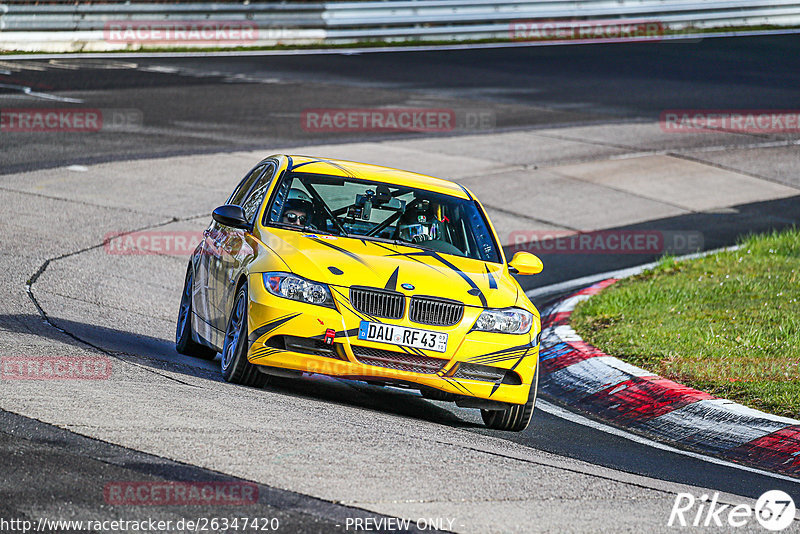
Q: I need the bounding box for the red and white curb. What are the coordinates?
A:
[539,279,800,478]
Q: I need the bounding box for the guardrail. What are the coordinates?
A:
[1,0,799,52]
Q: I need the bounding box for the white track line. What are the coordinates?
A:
[538,399,800,484]
[0,83,83,103]
[2,28,800,61]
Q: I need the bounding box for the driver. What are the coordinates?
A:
[282,188,314,227]
[397,200,443,243]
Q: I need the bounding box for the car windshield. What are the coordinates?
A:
[264,172,501,263]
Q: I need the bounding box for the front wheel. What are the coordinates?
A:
[176,264,217,360]
[481,361,538,432]
[221,282,269,388]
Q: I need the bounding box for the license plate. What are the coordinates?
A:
[357,321,448,353]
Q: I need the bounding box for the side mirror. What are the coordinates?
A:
[508,251,543,276]
[212,205,250,229]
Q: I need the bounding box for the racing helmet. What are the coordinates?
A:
[397,200,442,243]
[284,188,314,215]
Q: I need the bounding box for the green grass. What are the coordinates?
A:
[571,228,800,418]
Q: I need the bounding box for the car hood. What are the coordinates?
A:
[262,229,519,308]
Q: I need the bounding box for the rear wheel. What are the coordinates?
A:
[481,362,538,432]
[221,282,269,388]
[176,264,217,360]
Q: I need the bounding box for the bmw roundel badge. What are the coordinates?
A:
[401,283,415,291]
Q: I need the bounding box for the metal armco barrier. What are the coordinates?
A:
[1,0,799,52]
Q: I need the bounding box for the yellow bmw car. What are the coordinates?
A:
[176,155,544,431]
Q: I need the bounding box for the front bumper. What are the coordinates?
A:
[246,275,539,405]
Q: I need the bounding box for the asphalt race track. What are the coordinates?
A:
[1,35,800,532]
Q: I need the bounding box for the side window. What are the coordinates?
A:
[241,164,276,222]
[228,164,266,206]
[265,174,292,225]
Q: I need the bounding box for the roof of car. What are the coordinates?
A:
[277,155,471,199]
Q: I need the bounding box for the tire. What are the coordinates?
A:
[481,361,539,432]
[176,264,218,360]
[220,282,269,388]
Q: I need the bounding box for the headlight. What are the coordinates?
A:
[262,272,334,308]
[472,308,533,334]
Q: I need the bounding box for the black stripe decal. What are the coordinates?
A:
[397,345,422,357]
[309,237,370,266]
[444,377,473,395]
[249,347,283,362]
[377,245,488,307]
[485,265,497,289]
[248,313,301,344]
[468,348,530,364]
[467,344,531,364]
[490,354,530,397]
[289,158,357,178]
[371,242,447,276]
[469,355,529,366]
[384,266,399,291]
[407,346,427,357]
[427,251,487,307]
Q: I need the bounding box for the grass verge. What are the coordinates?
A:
[571,228,800,418]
